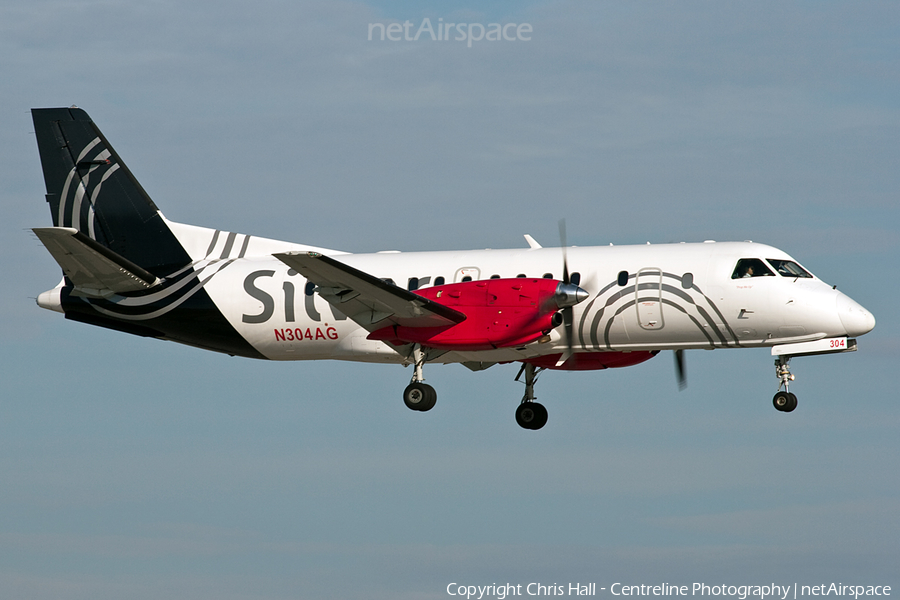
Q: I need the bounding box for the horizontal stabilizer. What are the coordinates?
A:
[274,251,466,330]
[34,227,161,297]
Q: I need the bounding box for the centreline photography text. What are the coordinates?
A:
[445,583,893,600]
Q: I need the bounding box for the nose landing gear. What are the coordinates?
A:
[769,337,861,414]
[773,356,798,412]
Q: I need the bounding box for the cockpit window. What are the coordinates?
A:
[767,259,812,278]
[731,258,774,279]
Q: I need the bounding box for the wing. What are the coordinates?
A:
[274,251,466,330]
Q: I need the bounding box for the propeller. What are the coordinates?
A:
[560,219,569,286]
[674,349,687,391]
[559,220,573,358]
[555,219,588,365]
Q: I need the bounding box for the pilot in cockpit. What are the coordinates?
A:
[732,258,773,280]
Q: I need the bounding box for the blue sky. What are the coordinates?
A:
[2,1,898,598]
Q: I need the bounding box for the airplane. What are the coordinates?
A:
[30,107,876,429]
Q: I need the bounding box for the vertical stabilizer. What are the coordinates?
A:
[32,107,190,275]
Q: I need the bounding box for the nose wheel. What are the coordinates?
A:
[773,390,797,412]
[773,356,798,412]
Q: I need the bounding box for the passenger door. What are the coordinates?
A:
[635,268,664,330]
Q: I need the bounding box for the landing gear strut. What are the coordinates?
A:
[515,363,548,430]
[403,344,436,412]
[772,356,798,412]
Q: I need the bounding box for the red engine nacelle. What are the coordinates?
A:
[368,278,567,351]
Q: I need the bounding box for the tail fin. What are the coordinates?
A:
[32,107,190,275]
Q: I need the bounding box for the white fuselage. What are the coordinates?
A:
[167,222,875,366]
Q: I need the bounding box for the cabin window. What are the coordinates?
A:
[490,274,500,279]
[407,277,419,291]
[570,272,581,285]
[681,272,693,289]
[517,273,527,278]
[731,258,774,279]
[617,271,629,286]
[381,278,396,286]
[542,273,553,279]
[461,276,473,282]
[305,282,316,296]
[767,259,812,278]
[434,276,445,286]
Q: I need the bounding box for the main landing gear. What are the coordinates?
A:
[399,347,549,430]
[403,344,436,412]
[515,363,548,430]
[772,356,798,413]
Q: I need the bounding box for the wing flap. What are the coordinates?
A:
[33,227,160,297]
[274,251,466,330]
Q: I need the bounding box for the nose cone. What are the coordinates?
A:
[554,282,590,308]
[836,293,875,337]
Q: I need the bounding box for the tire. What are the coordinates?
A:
[515,403,535,428]
[531,402,548,430]
[403,382,437,412]
[773,391,796,412]
[420,384,437,412]
[784,392,798,413]
[516,402,548,430]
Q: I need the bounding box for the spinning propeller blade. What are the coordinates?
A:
[559,219,569,286]
[553,219,588,367]
[674,349,687,391]
[559,219,574,361]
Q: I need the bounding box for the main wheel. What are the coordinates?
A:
[785,392,798,412]
[515,402,548,430]
[531,402,548,429]
[773,391,798,412]
[403,382,437,412]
